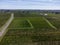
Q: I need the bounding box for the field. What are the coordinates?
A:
[0,11,60,45]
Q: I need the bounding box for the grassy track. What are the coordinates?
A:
[43,17,57,30]
[0,13,14,42]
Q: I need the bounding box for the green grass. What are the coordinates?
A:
[27,17,54,31]
[9,18,33,29]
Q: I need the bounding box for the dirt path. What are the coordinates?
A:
[43,17,57,30]
[0,13,14,36]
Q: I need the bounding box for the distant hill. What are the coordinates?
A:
[0,9,60,13]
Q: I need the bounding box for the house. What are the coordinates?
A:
[44,14,48,16]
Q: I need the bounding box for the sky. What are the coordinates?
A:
[0,0,60,10]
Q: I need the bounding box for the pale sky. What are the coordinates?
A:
[0,0,60,10]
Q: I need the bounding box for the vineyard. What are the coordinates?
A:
[0,11,60,45]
